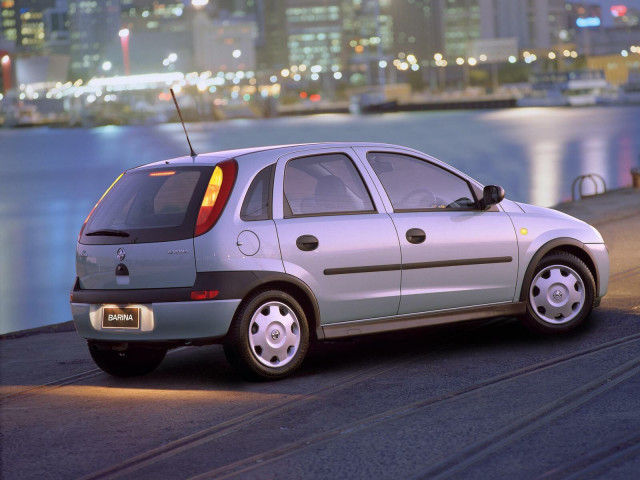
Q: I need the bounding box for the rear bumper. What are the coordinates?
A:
[71,299,240,342]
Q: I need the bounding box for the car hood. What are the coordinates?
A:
[515,202,581,220]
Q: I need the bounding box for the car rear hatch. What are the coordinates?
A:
[76,165,216,290]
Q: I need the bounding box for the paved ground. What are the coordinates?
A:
[1,189,639,480]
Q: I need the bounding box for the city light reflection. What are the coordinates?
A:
[0,385,291,403]
[529,140,563,207]
[580,137,608,196]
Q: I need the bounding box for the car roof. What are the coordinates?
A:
[134,142,419,170]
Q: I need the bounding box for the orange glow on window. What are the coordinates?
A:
[79,172,125,240]
[84,172,124,223]
[149,171,176,177]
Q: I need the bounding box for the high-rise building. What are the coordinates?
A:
[440,0,481,58]
[68,0,121,79]
[1,0,18,49]
[42,0,69,54]
[565,0,640,55]
[1,0,59,54]
[120,0,191,32]
[387,0,443,61]
[478,0,573,52]
[192,11,257,72]
[343,0,394,82]
[254,0,287,71]
[284,0,343,71]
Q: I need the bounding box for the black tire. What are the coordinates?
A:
[223,289,309,381]
[521,251,596,334]
[88,342,167,377]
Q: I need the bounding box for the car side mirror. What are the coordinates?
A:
[481,185,505,210]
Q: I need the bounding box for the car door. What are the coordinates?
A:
[353,147,519,315]
[273,148,401,325]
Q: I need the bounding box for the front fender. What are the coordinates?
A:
[516,236,601,302]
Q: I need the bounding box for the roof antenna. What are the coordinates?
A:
[170,87,197,158]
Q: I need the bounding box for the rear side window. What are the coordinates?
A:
[241,164,274,221]
[283,153,375,217]
[81,167,213,244]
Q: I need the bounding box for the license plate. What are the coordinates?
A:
[102,307,140,329]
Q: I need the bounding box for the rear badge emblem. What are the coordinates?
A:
[116,248,126,261]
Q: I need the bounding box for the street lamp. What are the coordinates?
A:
[119,28,130,76]
[1,54,11,92]
[433,54,446,91]
[163,53,178,70]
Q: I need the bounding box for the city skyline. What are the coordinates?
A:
[1,0,639,98]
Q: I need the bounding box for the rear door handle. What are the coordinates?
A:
[296,235,319,251]
[406,228,426,244]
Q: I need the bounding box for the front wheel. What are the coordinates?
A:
[88,342,167,377]
[224,290,309,381]
[521,251,596,334]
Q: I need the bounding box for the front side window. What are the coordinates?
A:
[284,153,375,217]
[367,152,477,211]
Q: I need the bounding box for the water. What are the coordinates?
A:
[1,106,639,334]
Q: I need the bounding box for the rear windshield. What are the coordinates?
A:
[80,166,214,245]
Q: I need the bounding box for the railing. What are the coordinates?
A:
[571,174,607,201]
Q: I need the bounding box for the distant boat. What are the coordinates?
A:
[522,70,611,107]
[349,92,398,114]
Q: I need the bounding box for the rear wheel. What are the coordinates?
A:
[224,289,309,381]
[521,251,596,334]
[88,342,166,377]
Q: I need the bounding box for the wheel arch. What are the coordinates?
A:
[519,238,599,302]
[238,272,323,341]
[194,270,323,340]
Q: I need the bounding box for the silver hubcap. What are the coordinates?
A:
[248,301,301,368]
[530,264,585,324]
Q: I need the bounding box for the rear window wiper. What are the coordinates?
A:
[85,229,130,237]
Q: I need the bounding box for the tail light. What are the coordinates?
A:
[195,160,237,237]
[78,172,125,241]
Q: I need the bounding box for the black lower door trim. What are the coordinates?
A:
[324,256,513,276]
[403,256,513,270]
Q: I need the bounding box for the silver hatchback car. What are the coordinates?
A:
[71,143,609,381]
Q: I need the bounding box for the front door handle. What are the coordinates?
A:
[406,228,426,244]
[296,235,319,251]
